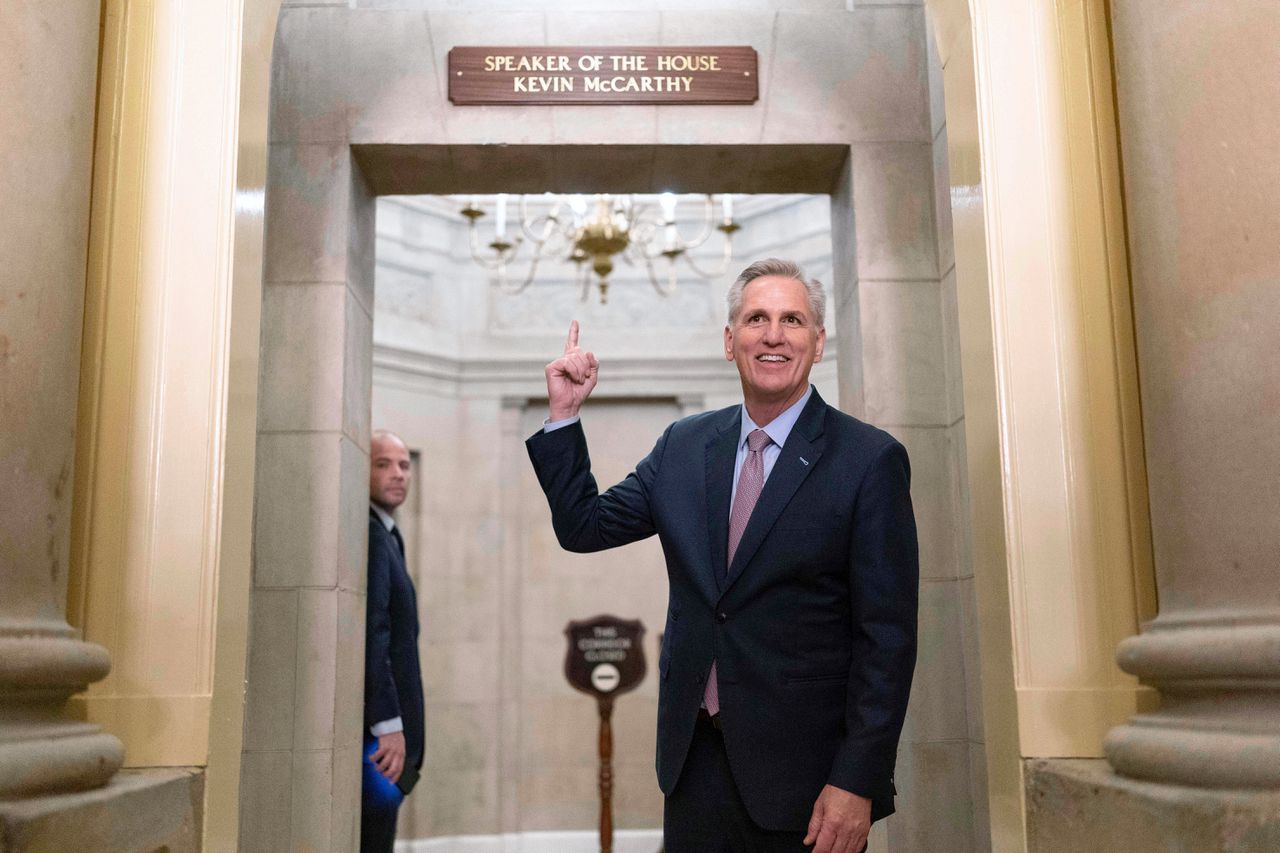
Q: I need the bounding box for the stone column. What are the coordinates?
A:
[1104,1,1280,793]
[0,1,123,797]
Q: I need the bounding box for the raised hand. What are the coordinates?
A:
[545,320,599,421]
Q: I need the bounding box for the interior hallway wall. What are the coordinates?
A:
[869,15,987,853]
[370,387,507,836]
[370,193,838,839]
[371,390,681,836]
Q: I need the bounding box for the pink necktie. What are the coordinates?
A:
[704,429,771,716]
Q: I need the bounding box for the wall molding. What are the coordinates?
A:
[396,829,663,853]
[372,340,840,402]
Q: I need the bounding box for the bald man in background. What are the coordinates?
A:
[362,430,424,852]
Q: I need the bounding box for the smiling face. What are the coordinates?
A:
[724,274,825,421]
[369,432,411,512]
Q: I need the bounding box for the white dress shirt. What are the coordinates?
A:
[729,385,812,509]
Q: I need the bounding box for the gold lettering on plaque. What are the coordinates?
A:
[450,46,758,105]
[583,76,693,93]
[513,76,576,93]
[656,54,721,72]
[485,54,572,72]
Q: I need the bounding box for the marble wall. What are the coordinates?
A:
[874,19,986,853]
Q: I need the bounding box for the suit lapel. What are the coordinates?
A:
[705,408,741,598]
[721,393,828,597]
[371,508,409,578]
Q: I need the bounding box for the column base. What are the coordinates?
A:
[1026,758,1280,853]
[0,767,203,853]
[0,629,124,797]
[0,727,123,797]
[1108,613,1280,788]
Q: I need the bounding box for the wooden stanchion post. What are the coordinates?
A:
[598,696,615,853]
[564,616,647,853]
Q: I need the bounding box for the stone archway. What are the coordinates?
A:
[242,7,979,851]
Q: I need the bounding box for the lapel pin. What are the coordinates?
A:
[799,457,809,466]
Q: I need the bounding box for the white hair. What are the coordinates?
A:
[726,258,826,329]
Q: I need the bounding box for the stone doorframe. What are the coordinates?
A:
[242,131,962,845]
[235,4,1155,851]
[239,7,975,851]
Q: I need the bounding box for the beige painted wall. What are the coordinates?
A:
[72,0,249,768]
[926,0,1156,849]
[66,0,283,848]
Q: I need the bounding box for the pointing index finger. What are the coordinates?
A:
[564,320,580,355]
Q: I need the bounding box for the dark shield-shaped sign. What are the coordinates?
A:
[564,615,646,699]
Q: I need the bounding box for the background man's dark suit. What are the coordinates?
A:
[362,506,425,848]
[526,388,918,834]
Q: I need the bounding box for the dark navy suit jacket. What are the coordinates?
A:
[364,509,425,795]
[526,389,918,830]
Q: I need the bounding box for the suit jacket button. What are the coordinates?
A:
[717,612,728,624]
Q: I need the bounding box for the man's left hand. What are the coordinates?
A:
[371,731,406,784]
[803,784,871,853]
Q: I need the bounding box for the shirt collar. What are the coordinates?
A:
[370,502,396,532]
[739,385,813,451]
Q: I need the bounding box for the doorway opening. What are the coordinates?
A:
[247,136,980,852]
[371,188,834,841]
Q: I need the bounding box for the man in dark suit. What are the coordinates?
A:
[362,430,425,853]
[526,259,918,853]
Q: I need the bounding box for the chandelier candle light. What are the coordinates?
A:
[459,192,740,303]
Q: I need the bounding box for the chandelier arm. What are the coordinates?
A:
[626,210,666,255]
[506,252,542,295]
[491,232,544,296]
[642,253,679,297]
[633,225,680,262]
[679,195,717,250]
[681,230,736,280]
[466,221,522,270]
[519,195,563,245]
[466,223,498,268]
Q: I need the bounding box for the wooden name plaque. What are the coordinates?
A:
[449,46,758,105]
[564,615,646,699]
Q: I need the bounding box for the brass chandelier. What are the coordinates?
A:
[458,193,740,303]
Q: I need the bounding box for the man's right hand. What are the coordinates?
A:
[371,731,406,784]
[545,320,599,420]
